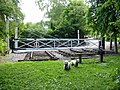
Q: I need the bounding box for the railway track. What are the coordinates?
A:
[58,50,78,59]
[24,51,50,61]
[24,50,72,61]
[45,51,59,60]
[22,49,103,61]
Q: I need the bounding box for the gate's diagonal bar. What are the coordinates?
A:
[56,40,70,48]
[55,40,68,47]
[87,40,99,46]
[37,40,54,48]
[74,40,86,47]
[72,40,79,47]
[19,40,35,48]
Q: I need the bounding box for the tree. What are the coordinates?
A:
[19,22,48,38]
[51,0,87,38]
[0,0,24,55]
[37,0,87,38]
[0,0,23,21]
[88,0,120,53]
[36,0,69,37]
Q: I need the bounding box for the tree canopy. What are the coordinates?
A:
[19,21,48,38]
[37,0,87,38]
[0,0,23,55]
[88,0,120,52]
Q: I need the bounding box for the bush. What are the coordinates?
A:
[0,39,7,55]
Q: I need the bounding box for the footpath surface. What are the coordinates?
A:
[0,53,27,62]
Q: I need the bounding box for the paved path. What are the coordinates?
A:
[11,53,27,62]
[0,53,27,62]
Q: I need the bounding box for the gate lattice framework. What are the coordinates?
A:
[14,38,99,50]
[13,29,99,50]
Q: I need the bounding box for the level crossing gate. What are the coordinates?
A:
[13,29,99,50]
[14,38,99,50]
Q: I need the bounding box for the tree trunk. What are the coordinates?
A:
[114,32,118,53]
[110,39,112,50]
[102,37,105,50]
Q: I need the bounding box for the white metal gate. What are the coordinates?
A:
[14,38,99,50]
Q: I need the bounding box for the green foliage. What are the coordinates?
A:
[0,39,7,55]
[88,0,120,52]
[19,22,48,38]
[37,0,88,38]
[36,0,68,12]
[0,19,6,39]
[37,0,69,38]
[51,0,87,38]
[88,0,120,37]
[0,56,120,89]
[0,0,24,21]
[0,0,24,55]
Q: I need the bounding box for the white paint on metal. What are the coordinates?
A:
[5,17,10,50]
[15,25,18,48]
[77,30,80,45]
[19,40,35,48]
[14,38,99,50]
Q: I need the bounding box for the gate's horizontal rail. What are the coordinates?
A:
[16,38,96,41]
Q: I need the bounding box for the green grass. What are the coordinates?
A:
[0,56,120,90]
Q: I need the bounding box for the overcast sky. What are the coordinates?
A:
[21,0,45,23]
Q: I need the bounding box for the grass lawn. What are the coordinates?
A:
[0,56,120,90]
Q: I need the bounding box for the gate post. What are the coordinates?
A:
[79,54,82,64]
[77,30,80,45]
[15,26,18,49]
[99,40,102,49]
[6,18,10,50]
[98,46,104,63]
[11,39,14,53]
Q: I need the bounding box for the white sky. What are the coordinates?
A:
[21,0,45,23]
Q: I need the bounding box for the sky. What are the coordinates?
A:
[21,0,45,23]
